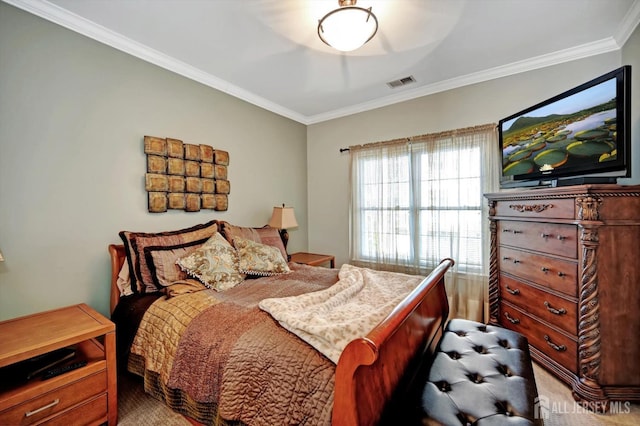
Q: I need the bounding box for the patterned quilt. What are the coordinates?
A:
[128,263,339,426]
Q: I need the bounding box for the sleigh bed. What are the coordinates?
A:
[108,220,453,426]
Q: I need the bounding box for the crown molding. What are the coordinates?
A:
[305,37,621,124]
[3,0,308,124]
[615,0,640,46]
[5,0,636,126]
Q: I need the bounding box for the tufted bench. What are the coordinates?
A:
[418,319,541,425]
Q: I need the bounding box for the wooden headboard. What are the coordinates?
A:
[108,244,126,315]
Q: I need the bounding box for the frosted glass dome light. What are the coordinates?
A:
[318,0,378,52]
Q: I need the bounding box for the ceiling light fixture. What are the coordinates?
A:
[317,0,378,52]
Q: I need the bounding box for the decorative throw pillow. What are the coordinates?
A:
[144,238,208,290]
[220,222,288,261]
[119,220,218,293]
[176,232,244,291]
[234,236,290,276]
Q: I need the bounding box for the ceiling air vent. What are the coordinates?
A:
[386,75,416,89]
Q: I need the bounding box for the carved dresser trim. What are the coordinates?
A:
[509,204,553,213]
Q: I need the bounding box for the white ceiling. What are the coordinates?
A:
[6,0,640,124]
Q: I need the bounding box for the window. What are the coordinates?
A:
[352,140,482,273]
[350,125,499,321]
[357,150,412,262]
[349,124,499,321]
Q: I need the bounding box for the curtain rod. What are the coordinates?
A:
[338,123,496,152]
[339,137,410,153]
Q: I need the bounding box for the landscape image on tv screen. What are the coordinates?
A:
[501,77,618,178]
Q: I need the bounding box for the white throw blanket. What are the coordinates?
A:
[259,264,425,363]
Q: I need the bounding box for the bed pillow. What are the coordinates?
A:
[176,232,244,291]
[144,238,208,290]
[220,222,287,261]
[119,220,218,293]
[234,237,290,276]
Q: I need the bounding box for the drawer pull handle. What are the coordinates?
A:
[502,256,511,261]
[505,285,520,295]
[541,267,549,273]
[25,399,60,417]
[557,271,566,278]
[513,259,521,264]
[541,233,550,238]
[502,229,512,233]
[544,335,566,352]
[557,235,567,241]
[504,312,520,324]
[513,230,522,234]
[544,301,567,315]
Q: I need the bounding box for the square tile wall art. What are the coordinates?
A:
[144,136,229,213]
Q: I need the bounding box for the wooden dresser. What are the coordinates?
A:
[486,184,640,407]
[0,304,117,425]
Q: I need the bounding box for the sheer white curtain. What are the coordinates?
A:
[349,124,499,322]
[349,140,416,273]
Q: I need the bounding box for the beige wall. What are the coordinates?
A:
[0,4,307,320]
[307,25,639,267]
[1,2,638,321]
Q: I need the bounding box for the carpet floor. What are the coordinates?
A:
[117,363,640,425]
[117,373,189,426]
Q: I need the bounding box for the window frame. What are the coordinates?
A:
[352,142,484,273]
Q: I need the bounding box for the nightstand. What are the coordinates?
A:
[0,303,117,425]
[289,252,335,268]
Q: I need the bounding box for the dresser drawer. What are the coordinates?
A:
[500,302,577,372]
[498,221,577,258]
[499,275,577,335]
[494,198,574,219]
[499,247,577,297]
[0,370,106,425]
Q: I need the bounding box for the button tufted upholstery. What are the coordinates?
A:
[419,319,541,425]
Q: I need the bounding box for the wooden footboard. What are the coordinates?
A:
[108,244,126,315]
[108,244,452,425]
[333,258,453,426]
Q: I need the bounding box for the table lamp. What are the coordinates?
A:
[268,204,298,254]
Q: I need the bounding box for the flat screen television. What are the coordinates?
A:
[498,65,631,188]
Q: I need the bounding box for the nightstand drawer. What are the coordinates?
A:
[0,370,106,425]
[44,393,107,426]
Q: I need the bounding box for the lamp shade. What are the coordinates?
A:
[268,205,298,229]
[318,1,378,52]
